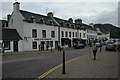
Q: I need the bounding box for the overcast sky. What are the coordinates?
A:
[0,0,119,27]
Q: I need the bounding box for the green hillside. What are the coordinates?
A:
[94,24,120,38]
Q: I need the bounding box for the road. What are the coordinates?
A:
[2,47,93,79]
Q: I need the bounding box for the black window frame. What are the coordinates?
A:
[69,32,71,37]
[32,41,37,49]
[51,31,55,38]
[65,31,68,37]
[42,30,46,38]
[32,29,37,38]
[73,32,74,37]
[4,40,10,50]
[61,31,64,37]
[83,33,85,38]
[76,32,77,37]
[80,33,81,37]
[50,41,53,47]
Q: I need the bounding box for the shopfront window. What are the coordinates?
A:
[4,41,10,50]
[32,42,37,49]
[50,41,53,47]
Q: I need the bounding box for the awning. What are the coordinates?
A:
[2,28,22,40]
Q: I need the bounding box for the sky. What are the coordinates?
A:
[0,0,119,27]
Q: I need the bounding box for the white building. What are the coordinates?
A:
[2,2,109,52]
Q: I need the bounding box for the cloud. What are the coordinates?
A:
[1,2,118,27]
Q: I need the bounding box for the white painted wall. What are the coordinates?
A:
[22,22,58,51]
[61,27,77,39]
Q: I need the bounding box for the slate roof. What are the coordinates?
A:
[2,28,22,40]
[19,10,96,31]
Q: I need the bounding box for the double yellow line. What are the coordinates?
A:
[35,56,81,80]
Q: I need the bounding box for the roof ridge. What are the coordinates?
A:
[19,9,47,17]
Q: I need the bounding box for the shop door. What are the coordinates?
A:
[55,41,58,49]
[41,41,45,50]
[13,41,18,52]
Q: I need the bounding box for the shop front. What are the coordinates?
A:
[61,38,71,47]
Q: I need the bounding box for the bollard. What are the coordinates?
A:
[100,47,101,52]
[51,47,52,52]
[62,50,65,74]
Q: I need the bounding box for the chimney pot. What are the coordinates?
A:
[47,12,53,18]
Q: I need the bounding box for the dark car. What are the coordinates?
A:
[95,43,102,48]
[105,43,116,51]
[74,43,85,49]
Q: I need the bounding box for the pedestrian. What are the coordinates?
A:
[38,44,41,51]
[91,43,97,60]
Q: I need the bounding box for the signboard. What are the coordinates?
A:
[34,38,52,41]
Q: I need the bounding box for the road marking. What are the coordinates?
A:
[35,56,81,80]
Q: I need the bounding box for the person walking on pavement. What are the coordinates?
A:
[91,42,97,60]
[58,43,61,52]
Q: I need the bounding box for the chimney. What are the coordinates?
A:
[47,12,53,18]
[75,18,82,25]
[89,23,94,28]
[7,14,11,21]
[68,18,73,23]
[13,2,20,12]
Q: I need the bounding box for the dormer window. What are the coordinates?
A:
[39,18,44,24]
[30,16,35,22]
[48,20,53,25]
[71,24,74,28]
[66,23,70,27]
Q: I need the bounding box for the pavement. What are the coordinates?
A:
[2,47,74,56]
[45,50,118,78]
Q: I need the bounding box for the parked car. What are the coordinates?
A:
[74,43,85,49]
[105,43,116,51]
[95,43,102,47]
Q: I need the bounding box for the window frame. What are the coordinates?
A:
[42,30,46,38]
[32,29,37,38]
[32,41,37,49]
[61,31,64,37]
[65,31,68,37]
[69,32,71,37]
[4,40,10,50]
[51,31,55,38]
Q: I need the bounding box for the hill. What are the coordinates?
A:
[94,24,120,38]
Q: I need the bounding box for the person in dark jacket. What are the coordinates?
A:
[91,43,97,60]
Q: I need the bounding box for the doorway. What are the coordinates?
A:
[13,41,18,52]
[41,41,45,51]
